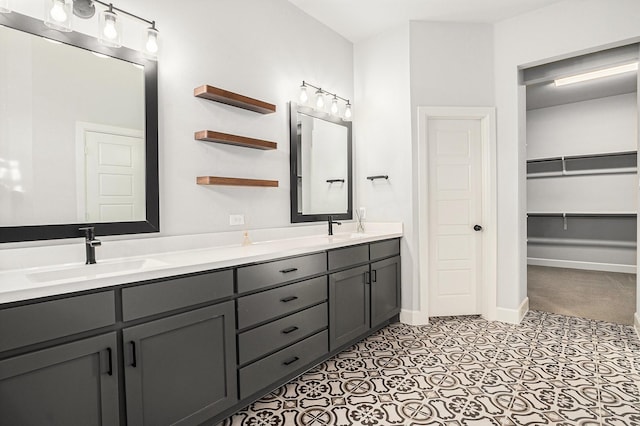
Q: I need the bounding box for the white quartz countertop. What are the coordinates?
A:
[0,222,402,304]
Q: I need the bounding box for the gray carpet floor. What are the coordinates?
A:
[528,265,636,325]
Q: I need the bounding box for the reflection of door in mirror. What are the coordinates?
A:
[300,114,348,214]
[76,123,145,223]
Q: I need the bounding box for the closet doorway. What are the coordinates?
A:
[523,44,638,325]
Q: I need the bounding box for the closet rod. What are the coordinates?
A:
[527,150,637,163]
[527,237,636,249]
[527,167,636,179]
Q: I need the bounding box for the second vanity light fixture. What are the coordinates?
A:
[299,81,352,121]
[0,0,159,59]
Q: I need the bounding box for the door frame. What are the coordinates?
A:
[75,122,144,222]
[417,106,497,321]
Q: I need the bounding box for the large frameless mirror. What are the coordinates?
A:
[0,11,159,243]
[289,102,352,223]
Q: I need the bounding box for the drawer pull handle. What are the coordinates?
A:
[282,326,299,334]
[130,341,137,368]
[283,356,299,366]
[372,270,377,283]
[364,271,371,284]
[279,268,298,274]
[281,296,298,303]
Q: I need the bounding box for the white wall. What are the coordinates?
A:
[7,0,353,236]
[354,21,493,316]
[494,0,640,311]
[354,25,413,309]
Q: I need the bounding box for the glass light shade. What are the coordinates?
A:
[144,26,159,60]
[0,0,10,13]
[315,89,325,110]
[99,8,121,48]
[299,85,308,104]
[330,97,339,115]
[44,0,72,32]
[344,103,352,121]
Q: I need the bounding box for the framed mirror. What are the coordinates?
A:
[0,11,159,243]
[289,102,352,223]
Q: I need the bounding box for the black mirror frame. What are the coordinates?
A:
[289,102,352,223]
[0,11,159,243]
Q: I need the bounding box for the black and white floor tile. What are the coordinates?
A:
[221,311,640,425]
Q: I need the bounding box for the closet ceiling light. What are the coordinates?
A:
[554,62,638,87]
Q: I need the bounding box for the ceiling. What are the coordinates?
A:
[287,0,567,42]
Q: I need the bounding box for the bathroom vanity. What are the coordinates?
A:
[0,227,401,425]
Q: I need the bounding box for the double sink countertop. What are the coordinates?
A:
[0,223,402,305]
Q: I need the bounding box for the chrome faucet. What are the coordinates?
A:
[79,227,101,264]
[327,216,341,236]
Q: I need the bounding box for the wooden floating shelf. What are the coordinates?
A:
[197,176,279,187]
[195,130,277,150]
[194,85,276,114]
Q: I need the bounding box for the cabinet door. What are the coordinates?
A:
[371,256,401,327]
[0,332,119,426]
[123,302,237,426]
[329,265,370,351]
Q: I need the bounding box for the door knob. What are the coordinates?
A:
[474,225,483,231]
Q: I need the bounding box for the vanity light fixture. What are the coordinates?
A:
[554,62,638,86]
[40,0,159,59]
[298,81,352,121]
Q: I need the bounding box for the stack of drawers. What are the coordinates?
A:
[236,252,329,399]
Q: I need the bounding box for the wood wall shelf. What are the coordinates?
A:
[195,130,277,150]
[194,85,276,114]
[197,176,279,187]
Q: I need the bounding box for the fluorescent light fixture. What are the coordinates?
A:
[554,62,638,86]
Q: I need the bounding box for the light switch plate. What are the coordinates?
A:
[229,214,245,226]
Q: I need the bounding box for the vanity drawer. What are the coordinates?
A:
[237,252,326,294]
[239,330,327,399]
[122,270,233,321]
[237,276,327,329]
[238,303,327,365]
[0,291,115,353]
[328,244,369,271]
[370,239,400,261]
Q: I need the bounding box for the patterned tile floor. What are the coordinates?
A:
[221,311,640,425]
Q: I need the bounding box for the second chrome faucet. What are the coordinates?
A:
[80,226,101,264]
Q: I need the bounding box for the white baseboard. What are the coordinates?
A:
[496,297,529,325]
[635,312,640,339]
[528,257,636,274]
[400,309,429,325]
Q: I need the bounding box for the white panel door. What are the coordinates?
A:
[85,132,144,222]
[428,118,483,316]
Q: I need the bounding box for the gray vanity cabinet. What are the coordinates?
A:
[123,302,237,426]
[370,256,401,327]
[329,265,371,350]
[0,332,119,426]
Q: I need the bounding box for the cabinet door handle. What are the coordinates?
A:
[364,271,371,284]
[280,296,298,303]
[129,341,137,367]
[283,356,299,366]
[107,347,113,376]
[282,326,299,334]
[279,268,298,273]
[372,270,377,283]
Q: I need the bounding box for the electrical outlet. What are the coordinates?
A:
[358,207,366,219]
[229,214,245,226]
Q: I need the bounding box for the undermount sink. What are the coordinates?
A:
[27,259,168,283]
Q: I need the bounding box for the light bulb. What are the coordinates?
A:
[103,16,117,39]
[299,84,308,104]
[146,28,158,53]
[315,89,325,110]
[50,0,67,22]
[344,103,352,120]
[330,96,339,115]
